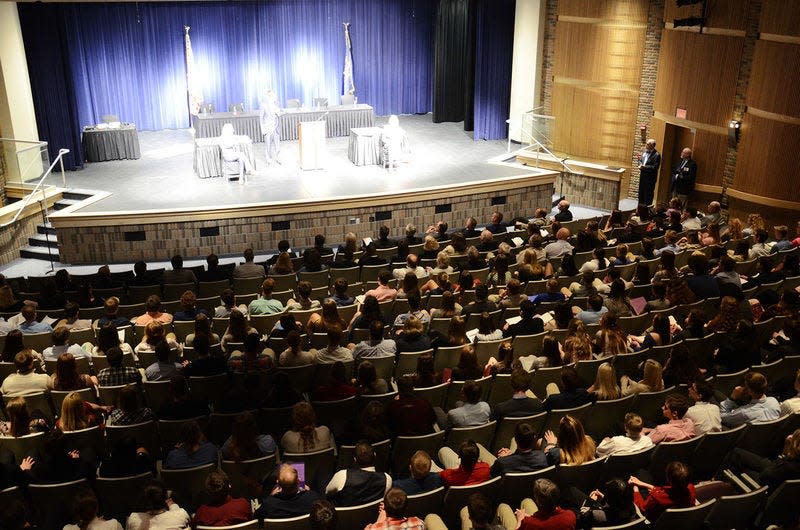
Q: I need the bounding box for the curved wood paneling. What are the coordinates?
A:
[760,0,800,37]
[747,40,800,117]
[664,0,749,31]
[692,129,727,188]
[731,112,800,203]
[554,22,645,86]
[654,30,743,127]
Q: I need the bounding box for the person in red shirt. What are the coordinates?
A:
[514,478,576,530]
[193,470,252,527]
[439,440,491,486]
[630,461,696,521]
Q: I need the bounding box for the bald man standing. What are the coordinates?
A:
[638,138,661,207]
[670,147,697,205]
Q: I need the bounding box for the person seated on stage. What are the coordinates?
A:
[381,115,407,169]
[220,122,254,175]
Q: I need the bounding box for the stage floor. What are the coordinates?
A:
[48,114,525,213]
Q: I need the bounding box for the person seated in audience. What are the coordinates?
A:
[516,245,546,276]
[552,200,573,223]
[641,394,695,444]
[184,313,219,348]
[481,211,504,234]
[662,344,702,388]
[232,247,265,280]
[182,335,226,377]
[393,450,443,495]
[365,488,425,530]
[562,322,594,364]
[65,487,124,530]
[106,384,154,426]
[364,270,398,303]
[396,316,433,355]
[96,344,140,388]
[325,440,392,506]
[372,225,396,249]
[156,374,209,420]
[544,228,574,259]
[491,369,543,420]
[392,253,427,281]
[96,296,131,329]
[42,325,89,362]
[125,260,157,287]
[313,361,358,401]
[17,304,52,335]
[143,339,184,382]
[172,290,211,322]
[281,401,333,453]
[325,277,355,308]
[265,240,296,268]
[543,366,594,410]
[494,278,527,310]
[528,278,566,306]
[457,216,480,239]
[489,422,548,477]
[621,359,664,396]
[285,280,321,312]
[48,351,97,391]
[576,478,638,529]
[199,252,230,282]
[541,414,596,465]
[505,478,576,530]
[54,302,91,331]
[679,207,701,232]
[388,375,437,436]
[269,251,295,276]
[354,360,389,395]
[0,350,50,396]
[36,279,66,311]
[350,320,396,360]
[256,463,321,519]
[450,345,483,382]
[248,278,285,315]
[713,256,742,292]
[476,230,499,254]
[219,411,275,463]
[419,235,440,260]
[595,412,653,457]
[221,309,259,353]
[463,284,499,318]
[630,461,695,521]
[228,332,271,373]
[314,326,354,364]
[126,480,191,529]
[0,276,23,315]
[587,362,621,401]
[502,299,545,338]
[277,330,315,367]
[133,295,173,326]
[748,228,771,259]
[161,254,197,285]
[718,428,800,491]
[593,314,629,358]
[448,379,490,428]
[439,439,491,486]
[57,390,110,432]
[720,371,781,428]
[164,419,218,469]
[307,234,334,258]
[0,396,48,437]
[685,379,721,435]
[780,369,800,416]
[307,299,346,335]
[136,318,182,360]
[575,293,608,326]
[193,470,252,527]
[483,340,514,376]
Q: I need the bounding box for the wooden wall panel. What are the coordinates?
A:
[554,22,645,87]
[747,41,800,117]
[654,31,743,127]
[760,0,800,37]
[732,112,800,202]
[558,0,647,22]
[664,0,749,31]
[692,130,727,188]
[551,85,639,165]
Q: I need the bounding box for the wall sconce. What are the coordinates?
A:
[728,120,741,144]
[639,125,647,143]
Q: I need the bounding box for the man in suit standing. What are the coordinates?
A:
[260,89,281,165]
[670,147,697,206]
[637,138,661,207]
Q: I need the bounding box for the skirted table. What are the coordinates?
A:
[82,125,141,162]
[348,127,383,166]
[192,111,261,141]
[280,104,375,140]
[193,135,254,178]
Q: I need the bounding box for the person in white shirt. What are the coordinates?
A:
[781,369,800,416]
[392,254,427,280]
[0,350,50,397]
[596,413,654,457]
[685,379,722,434]
[42,326,89,361]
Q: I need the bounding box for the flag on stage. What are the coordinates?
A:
[342,22,355,96]
[184,25,204,116]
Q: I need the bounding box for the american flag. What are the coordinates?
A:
[343,22,355,96]
[184,26,204,116]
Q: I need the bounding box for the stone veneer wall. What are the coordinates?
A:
[55,179,556,265]
[0,211,43,266]
[555,174,620,212]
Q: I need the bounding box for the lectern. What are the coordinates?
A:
[298,121,326,170]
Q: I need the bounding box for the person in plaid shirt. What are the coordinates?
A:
[97,346,141,386]
[364,488,424,530]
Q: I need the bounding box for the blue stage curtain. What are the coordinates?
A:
[18,4,84,169]
[18,0,434,136]
[473,0,515,140]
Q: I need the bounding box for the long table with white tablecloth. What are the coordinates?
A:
[193,135,254,178]
[192,112,261,141]
[279,104,375,140]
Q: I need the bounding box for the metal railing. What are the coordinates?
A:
[517,110,575,174]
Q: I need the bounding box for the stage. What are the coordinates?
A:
[49,114,525,213]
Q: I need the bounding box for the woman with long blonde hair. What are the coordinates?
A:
[58,391,108,432]
[563,320,594,363]
[307,299,346,334]
[542,415,596,465]
[621,359,665,396]
[588,362,621,400]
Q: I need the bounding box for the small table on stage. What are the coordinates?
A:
[192,111,261,141]
[82,125,141,162]
[193,135,254,179]
[348,127,383,166]
[280,104,375,140]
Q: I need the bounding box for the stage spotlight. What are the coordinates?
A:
[673,16,705,27]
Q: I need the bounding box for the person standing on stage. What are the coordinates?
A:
[670,147,697,206]
[260,90,281,165]
[637,138,661,207]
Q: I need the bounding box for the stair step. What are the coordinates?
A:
[28,234,58,249]
[53,198,84,211]
[20,245,59,261]
[37,223,56,236]
[62,191,94,201]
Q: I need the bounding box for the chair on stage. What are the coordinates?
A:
[313,97,328,108]
[286,99,301,108]
[227,103,244,113]
[101,114,119,124]
[341,94,355,106]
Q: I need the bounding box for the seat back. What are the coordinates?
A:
[3,392,54,423]
[446,420,497,450]
[95,471,154,522]
[51,386,97,413]
[584,394,636,440]
[757,478,800,528]
[391,431,446,478]
[736,414,795,458]
[412,382,450,409]
[405,486,446,519]
[541,402,593,434]
[491,412,548,452]
[650,499,716,530]
[221,453,278,499]
[442,476,502,528]
[189,373,230,409]
[433,344,462,372]
[310,396,358,433]
[632,387,676,427]
[705,486,767,530]
[28,478,89,527]
[602,446,655,483]
[106,420,161,459]
[691,424,746,480]
[197,521,261,530]
[473,338,505,366]
[160,462,217,513]
[592,517,648,530]
[445,375,492,411]
[554,456,606,494]
[394,350,426,380]
[281,447,337,494]
[0,431,46,465]
[529,365,563,400]
[158,416,208,452]
[648,435,704,484]
[143,380,174,411]
[21,332,53,353]
[334,498,382,530]
[487,373,514,407]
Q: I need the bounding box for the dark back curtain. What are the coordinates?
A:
[18,0,434,136]
[432,0,476,125]
[18,4,83,169]
[473,0,515,140]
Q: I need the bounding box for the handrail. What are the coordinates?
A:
[0,148,70,229]
[519,110,575,175]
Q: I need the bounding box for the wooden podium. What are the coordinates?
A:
[298,121,326,170]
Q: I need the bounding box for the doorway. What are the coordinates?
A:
[657,124,695,206]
